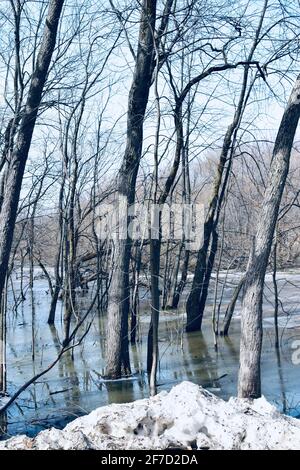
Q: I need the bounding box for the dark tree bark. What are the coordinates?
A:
[47,176,64,324]
[238,75,300,399]
[147,95,184,393]
[0,0,65,296]
[0,1,65,386]
[185,95,249,331]
[130,244,142,344]
[221,275,245,336]
[105,0,157,379]
[169,111,192,310]
[0,0,64,396]
[63,155,78,346]
[185,1,268,332]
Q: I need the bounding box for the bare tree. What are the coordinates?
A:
[186,0,269,331]
[238,74,300,399]
[0,0,65,393]
[105,0,158,379]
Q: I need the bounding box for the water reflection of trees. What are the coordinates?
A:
[183,331,220,389]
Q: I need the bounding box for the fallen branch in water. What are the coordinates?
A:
[49,388,73,396]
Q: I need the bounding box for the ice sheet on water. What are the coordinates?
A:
[0,395,10,407]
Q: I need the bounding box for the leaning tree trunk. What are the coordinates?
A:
[238,75,300,399]
[0,1,64,386]
[185,95,248,332]
[221,275,245,336]
[169,128,191,310]
[185,1,268,332]
[105,0,157,379]
[0,0,64,396]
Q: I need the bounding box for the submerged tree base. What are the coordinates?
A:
[1,381,300,450]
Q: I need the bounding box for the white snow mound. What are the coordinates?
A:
[1,381,300,450]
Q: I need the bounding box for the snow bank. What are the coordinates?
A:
[1,381,300,450]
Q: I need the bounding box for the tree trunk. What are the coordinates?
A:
[272,231,279,349]
[130,245,142,344]
[170,249,190,309]
[146,92,185,391]
[0,0,65,325]
[222,275,245,336]
[105,0,157,378]
[48,172,65,324]
[48,285,60,325]
[147,237,161,394]
[185,2,268,332]
[238,75,300,398]
[197,228,219,324]
[0,276,7,394]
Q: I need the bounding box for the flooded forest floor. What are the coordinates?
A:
[1,269,300,440]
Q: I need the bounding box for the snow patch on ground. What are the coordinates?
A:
[1,381,300,450]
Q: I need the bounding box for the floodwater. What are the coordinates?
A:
[1,269,300,440]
